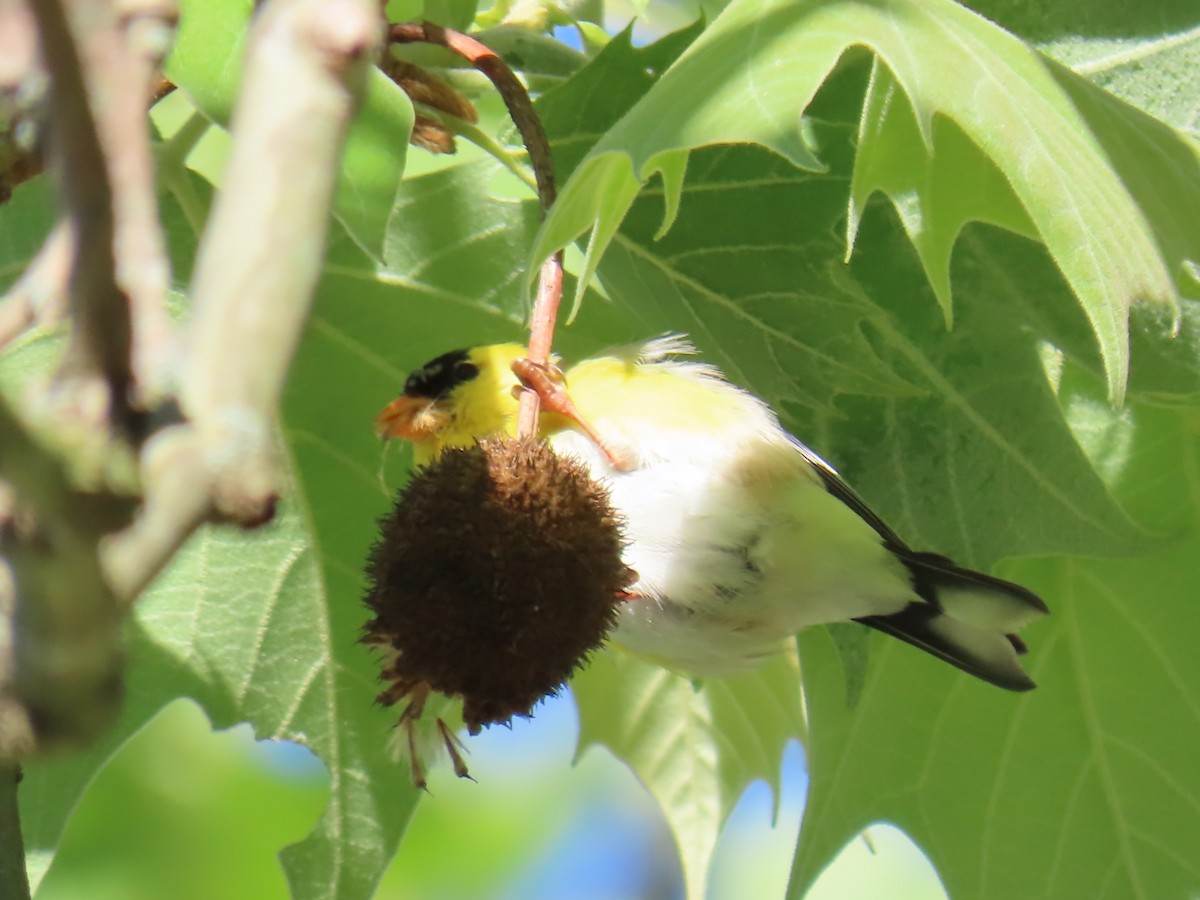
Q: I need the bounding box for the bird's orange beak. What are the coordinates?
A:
[374,396,449,442]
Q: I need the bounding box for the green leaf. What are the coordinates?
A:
[825,209,1153,564]
[947,229,1200,406]
[537,23,707,177]
[1042,64,1200,305]
[31,701,327,900]
[1061,26,1200,136]
[959,0,1200,130]
[421,0,480,30]
[848,62,1038,325]
[572,649,805,899]
[166,0,415,259]
[793,532,1200,899]
[538,29,911,408]
[533,0,1190,402]
[475,25,590,78]
[790,353,1200,896]
[0,181,57,286]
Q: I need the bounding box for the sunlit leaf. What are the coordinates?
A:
[793,530,1200,899]
[534,0,1191,402]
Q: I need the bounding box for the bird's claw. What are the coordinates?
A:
[511,357,635,471]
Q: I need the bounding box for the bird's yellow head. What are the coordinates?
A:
[375,344,526,465]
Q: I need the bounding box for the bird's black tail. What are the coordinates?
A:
[855,551,1049,691]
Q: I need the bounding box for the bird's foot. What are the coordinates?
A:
[511,357,635,471]
[385,681,475,789]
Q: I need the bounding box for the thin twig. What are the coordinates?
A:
[150,76,175,104]
[389,22,555,209]
[388,22,564,438]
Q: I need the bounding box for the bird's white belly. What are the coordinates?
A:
[550,429,913,675]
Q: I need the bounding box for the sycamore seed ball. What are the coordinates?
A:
[363,436,632,733]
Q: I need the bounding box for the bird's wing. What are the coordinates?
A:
[787,437,910,552]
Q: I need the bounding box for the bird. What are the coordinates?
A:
[375,335,1048,691]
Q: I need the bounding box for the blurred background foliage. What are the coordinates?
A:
[35,695,949,899]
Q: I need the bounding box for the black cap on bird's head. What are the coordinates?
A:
[402,349,480,400]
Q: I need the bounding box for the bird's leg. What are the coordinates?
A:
[437,718,475,782]
[404,720,428,791]
[382,681,474,789]
[511,358,634,471]
[396,682,432,791]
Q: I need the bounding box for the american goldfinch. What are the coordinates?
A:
[376,336,1047,690]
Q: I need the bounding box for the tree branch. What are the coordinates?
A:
[29,0,132,423]
[0,0,380,761]
[0,393,128,753]
[0,0,141,756]
[180,0,379,523]
[101,424,212,602]
[101,0,179,402]
[0,765,30,900]
[24,0,179,415]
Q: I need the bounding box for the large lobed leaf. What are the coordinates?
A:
[532,0,1193,402]
[534,28,1152,568]
[793,396,1200,898]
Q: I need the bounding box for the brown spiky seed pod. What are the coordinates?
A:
[363,436,631,733]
